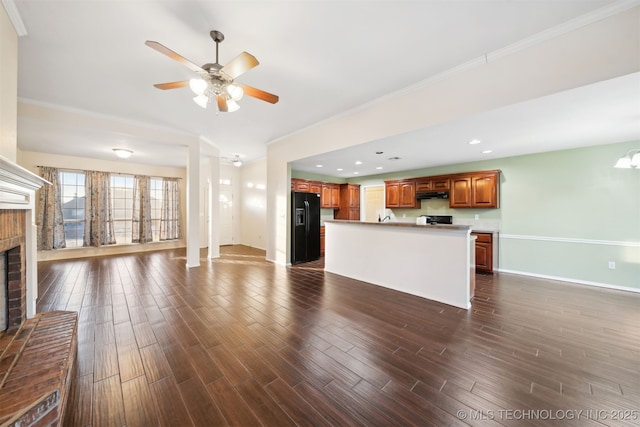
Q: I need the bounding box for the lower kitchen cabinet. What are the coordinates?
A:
[320,226,325,256]
[472,232,493,273]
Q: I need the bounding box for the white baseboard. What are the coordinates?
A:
[497,268,640,293]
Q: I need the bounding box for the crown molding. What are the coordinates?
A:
[1,0,27,37]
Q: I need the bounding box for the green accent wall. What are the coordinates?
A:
[298,141,640,290]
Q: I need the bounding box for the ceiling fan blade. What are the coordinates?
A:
[153,81,189,90]
[238,84,279,104]
[217,95,229,112]
[145,40,205,73]
[220,52,259,79]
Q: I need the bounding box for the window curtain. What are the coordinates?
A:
[84,171,116,247]
[132,175,153,243]
[160,178,181,241]
[36,167,66,250]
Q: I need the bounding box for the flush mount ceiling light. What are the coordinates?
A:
[146,30,278,113]
[232,155,242,168]
[614,149,640,169]
[113,148,133,159]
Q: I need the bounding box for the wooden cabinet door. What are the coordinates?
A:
[450,177,471,208]
[309,181,322,194]
[293,179,310,192]
[320,227,325,256]
[385,182,400,208]
[331,184,340,208]
[399,182,416,208]
[472,174,498,208]
[472,232,493,273]
[432,177,450,191]
[348,185,360,208]
[320,184,332,208]
[415,180,431,193]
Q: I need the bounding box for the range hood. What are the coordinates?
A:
[416,191,449,200]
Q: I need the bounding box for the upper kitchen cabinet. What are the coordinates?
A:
[449,170,500,209]
[321,182,340,209]
[415,176,450,193]
[291,178,310,192]
[335,184,360,220]
[385,180,417,208]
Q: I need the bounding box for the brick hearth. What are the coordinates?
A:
[0,311,78,426]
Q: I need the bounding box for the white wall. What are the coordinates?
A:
[266,7,640,264]
[239,158,267,250]
[0,4,18,161]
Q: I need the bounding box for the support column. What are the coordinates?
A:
[186,143,200,268]
[208,155,221,259]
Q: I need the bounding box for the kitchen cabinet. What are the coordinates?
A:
[291,178,310,192]
[292,179,339,208]
[320,226,325,256]
[335,184,360,220]
[449,171,499,208]
[320,183,340,209]
[309,181,322,194]
[385,180,417,208]
[415,176,450,193]
[330,184,340,209]
[472,232,493,273]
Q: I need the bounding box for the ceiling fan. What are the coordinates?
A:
[145,30,279,112]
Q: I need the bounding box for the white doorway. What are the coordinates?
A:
[219,187,234,245]
[363,185,385,222]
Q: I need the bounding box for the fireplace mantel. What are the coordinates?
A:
[0,155,48,319]
[0,155,49,208]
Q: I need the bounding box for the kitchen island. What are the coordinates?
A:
[324,220,475,309]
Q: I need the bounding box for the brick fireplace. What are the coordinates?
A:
[0,156,79,426]
[0,156,45,324]
[0,215,26,332]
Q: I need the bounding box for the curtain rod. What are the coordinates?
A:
[36,165,182,180]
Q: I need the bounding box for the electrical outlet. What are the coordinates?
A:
[608,261,616,270]
[474,214,479,220]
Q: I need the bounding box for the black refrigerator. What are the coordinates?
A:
[291,191,321,264]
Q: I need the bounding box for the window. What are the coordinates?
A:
[55,170,179,248]
[60,171,85,248]
[110,175,134,244]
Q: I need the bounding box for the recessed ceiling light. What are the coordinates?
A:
[481,150,493,154]
[355,161,363,165]
[468,139,481,145]
[337,168,343,171]
[316,164,323,168]
[353,171,359,175]
[376,166,383,170]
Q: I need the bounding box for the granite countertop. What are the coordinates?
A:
[325,219,471,231]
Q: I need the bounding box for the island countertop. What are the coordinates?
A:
[324,220,475,309]
[324,219,472,232]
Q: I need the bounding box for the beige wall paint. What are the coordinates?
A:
[0,4,18,161]
[266,8,640,264]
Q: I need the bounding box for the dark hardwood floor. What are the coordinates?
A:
[36,246,639,426]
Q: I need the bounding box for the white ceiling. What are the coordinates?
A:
[12,0,640,174]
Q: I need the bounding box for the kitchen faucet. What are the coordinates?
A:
[381,215,391,222]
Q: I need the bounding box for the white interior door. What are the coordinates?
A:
[363,185,385,222]
[219,187,234,245]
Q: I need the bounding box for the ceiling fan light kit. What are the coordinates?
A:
[146,30,278,113]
